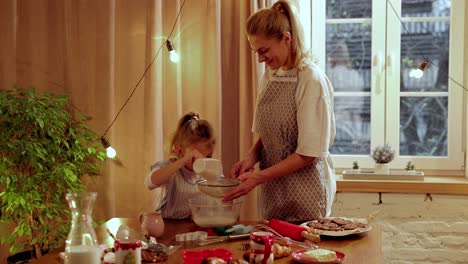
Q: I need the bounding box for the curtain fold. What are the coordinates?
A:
[0,5,272,262]
[0,0,220,226]
[220,0,274,221]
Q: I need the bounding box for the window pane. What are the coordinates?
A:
[326,24,371,92]
[402,0,451,17]
[331,96,371,155]
[400,21,450,92]
[400,97,448,156]
[326,0,372,19]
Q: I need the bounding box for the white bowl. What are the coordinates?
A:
[188,195,242,228]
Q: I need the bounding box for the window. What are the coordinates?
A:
[301,0,465,172]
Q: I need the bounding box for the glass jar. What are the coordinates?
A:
[64,192,100,264]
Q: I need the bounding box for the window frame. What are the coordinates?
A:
[304,0,466,174]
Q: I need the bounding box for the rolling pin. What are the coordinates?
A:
[267,219,320,242]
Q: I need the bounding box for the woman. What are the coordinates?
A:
[223,0,336,222]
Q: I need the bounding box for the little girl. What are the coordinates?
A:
[145,112,216,219]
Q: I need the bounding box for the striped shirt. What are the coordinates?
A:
[145,158,201,219]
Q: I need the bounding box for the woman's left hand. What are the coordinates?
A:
[223,171,264,202]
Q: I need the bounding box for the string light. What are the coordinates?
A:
[387,0,466,91]
[166,40,180,63]
[100,137,117,159]
[409,60,429,79]
[96,0,187,157]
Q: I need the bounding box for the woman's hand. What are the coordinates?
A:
[230,138,262,178]
[230,156,256,178]
[223,171,264,202]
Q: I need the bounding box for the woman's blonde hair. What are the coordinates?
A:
[246,0,312,69]
[170,112,215,156]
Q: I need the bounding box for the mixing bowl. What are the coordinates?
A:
[188,195,242,228]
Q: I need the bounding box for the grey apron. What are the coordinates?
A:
[255,70,329,222]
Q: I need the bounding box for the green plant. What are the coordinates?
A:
[371,143,395,164]
[0,87,105,258]
[405,161,415,170]
[352,161,359,170]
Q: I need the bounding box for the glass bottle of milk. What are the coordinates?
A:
[65,192,100,264]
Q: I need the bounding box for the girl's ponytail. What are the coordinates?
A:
[170,112,214,157]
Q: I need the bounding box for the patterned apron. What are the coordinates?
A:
[255,70,334,222]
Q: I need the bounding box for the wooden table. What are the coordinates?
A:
[31,218,381,263]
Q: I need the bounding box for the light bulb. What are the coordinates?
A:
[409,60,428,79]
[106,146,117,158]
[166,40,179,63]
[100,137,117,159]
[169,50,179,63]
[409,68,424,79]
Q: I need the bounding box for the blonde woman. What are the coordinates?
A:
[224,0,336,222]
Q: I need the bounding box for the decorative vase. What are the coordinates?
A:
[139,211,165,238]
[65,192,100,264]
[374,163,389,174]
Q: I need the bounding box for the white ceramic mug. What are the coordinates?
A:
[249,231,274,264]
[102,239,142,264]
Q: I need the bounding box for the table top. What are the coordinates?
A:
[31,218,381,263]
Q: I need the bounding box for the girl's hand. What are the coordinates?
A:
[230,156,256,178]
[181,148,206,171]
[223,171,264,202]
[183,148,205,163]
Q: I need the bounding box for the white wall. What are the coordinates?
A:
[332,192,468,264]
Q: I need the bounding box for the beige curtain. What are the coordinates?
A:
[0,0,283,261]
[0,1,269,258]
[220,0,275,221]
[0,0,220,225]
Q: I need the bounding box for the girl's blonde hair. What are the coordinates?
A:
[170,112,215,156]
[246,0,312,69]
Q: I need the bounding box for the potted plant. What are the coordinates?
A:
[371,143,395,174]
[0,87,105,262]
[352,161,360,171]
[405,161,416,174]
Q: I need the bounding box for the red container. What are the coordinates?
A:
[182,248,233,264]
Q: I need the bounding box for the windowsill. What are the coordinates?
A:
[336,174,468,195]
